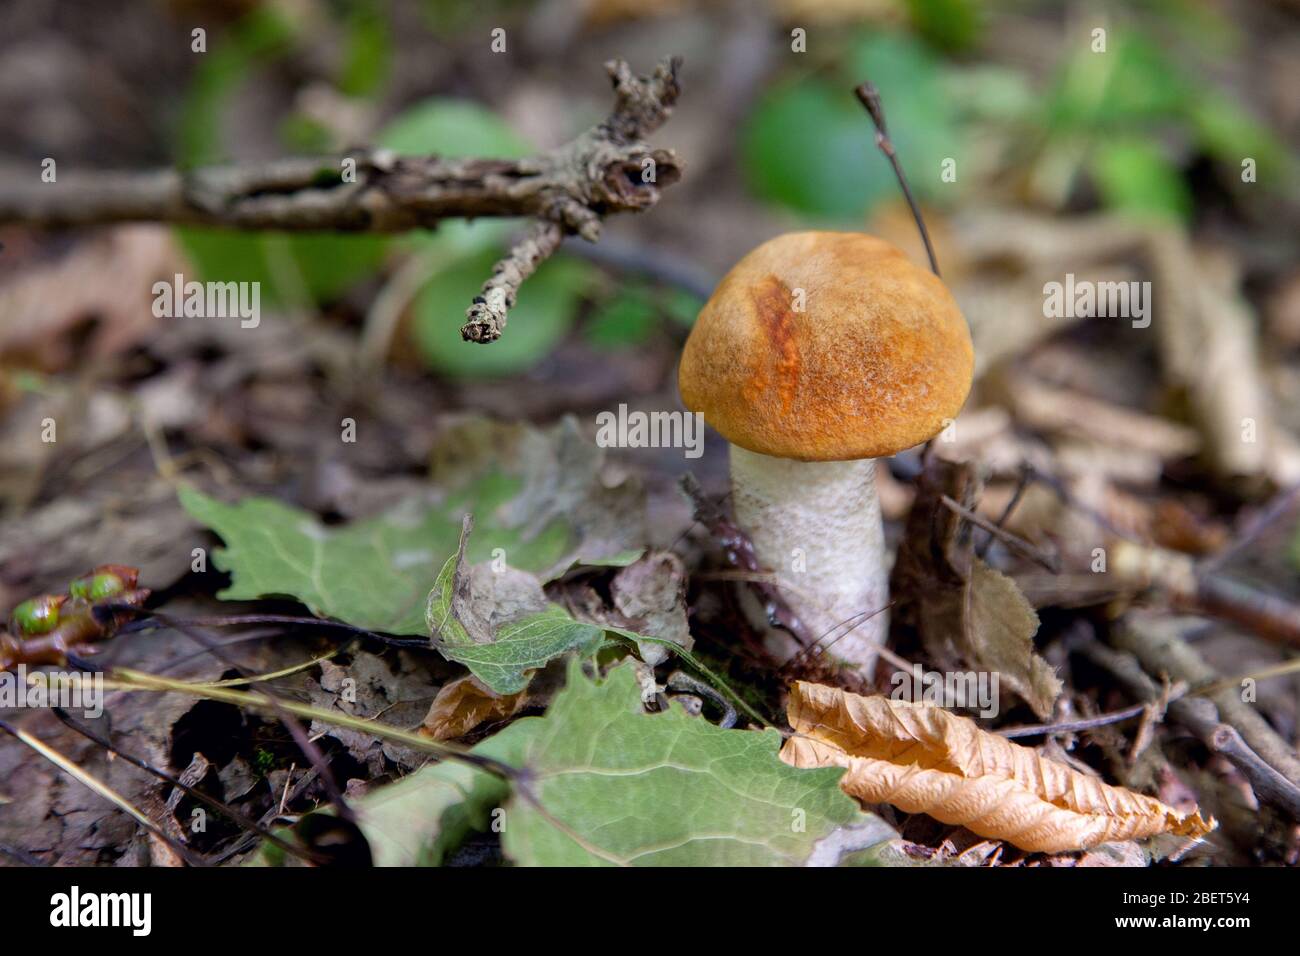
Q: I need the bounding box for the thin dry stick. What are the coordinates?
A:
[976,463,1035,559]
[105,667,631,864]
[940,493,1062,572]
[1201,481,1300,572]
[781,603,894,675]
[1081,636,1300,821]
[150,613,359,826]
[997,702,1153,739]
[854,82,939,276]
[854,82,961,503]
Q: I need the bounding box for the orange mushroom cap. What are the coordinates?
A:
[679,231,974,462]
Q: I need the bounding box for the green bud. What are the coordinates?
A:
[70,571,126,601]
[11,595,64,636]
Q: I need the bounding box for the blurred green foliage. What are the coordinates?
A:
[584,283,703,349]
[742,16,1292,227]
[170,2,1296,376]
[177,7,299,169]
[585,286,658,350]
[1089,139,1191,222]
[414,251,591,377]
[742,32,957,222]
[1042,28,1291,222]
[903,0,983,53]
[173,10,599,375]
[339,2,392,97]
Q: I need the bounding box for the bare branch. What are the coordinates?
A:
[0,56,684,344]
[462,221,563,343]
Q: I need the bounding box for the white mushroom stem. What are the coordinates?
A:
[729,444,888,676]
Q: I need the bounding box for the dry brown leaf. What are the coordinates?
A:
[0,226,182,370]
[891,458,1061,718]
[420,675,529,742]
[780,681,1215,854]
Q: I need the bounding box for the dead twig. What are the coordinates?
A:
[1110,539,1300,651]
[940,493,1061,572]
[0,57,683,346]
[997,701,1155,739]
[462,221,564,342]
[1081,625,1300,822]
[854,82,939,276]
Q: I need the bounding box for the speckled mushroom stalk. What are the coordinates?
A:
[679,231,974,679]
[729,446,888,669]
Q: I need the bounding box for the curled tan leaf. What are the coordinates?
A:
[420,675,528,742]
[781,681,1214,854]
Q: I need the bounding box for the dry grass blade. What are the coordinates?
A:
[780,682,1215,854]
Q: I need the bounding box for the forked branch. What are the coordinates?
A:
[0,57,684,344]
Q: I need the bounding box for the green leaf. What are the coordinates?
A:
[585,286,658,349]
[180,485,463,634]
[743,83,879,219]
[412,251,591,377]
[376,99,530,159]
[261,661,891,866]
[502,660,892,866]
[742,32,955,220]
[424,528,608,694]
[179,417,645,635]
[338,2,391,97]
[175,221,388,309]
[904,0,983,52]
[1089,138,1192,223]
[1043,32,1190,137]
[1190,92,1295,188]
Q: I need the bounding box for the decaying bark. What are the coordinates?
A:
[0,57,683,344]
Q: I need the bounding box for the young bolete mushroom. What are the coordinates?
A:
[678,231,973,674]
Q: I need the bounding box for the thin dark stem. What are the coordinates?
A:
[940,493,1061,572]
[149,613,360,827]
[997,702,1151,739]
[976,463,1034,560]
[854,82,940,277]
[781,603,894,674]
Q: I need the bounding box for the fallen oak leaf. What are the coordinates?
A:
[780,681,1215,854]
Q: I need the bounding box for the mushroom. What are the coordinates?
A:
[678,231,973,674]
